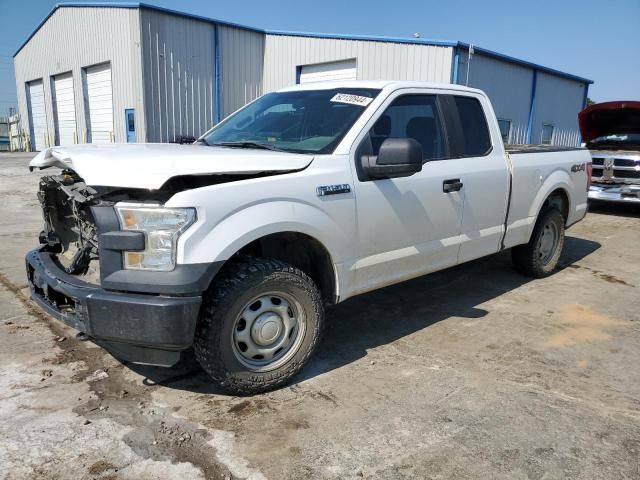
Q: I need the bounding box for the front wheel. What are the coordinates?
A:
[194,257,324,395]
[511,208,565,278]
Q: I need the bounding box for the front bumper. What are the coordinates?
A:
[25,247,202,366]
[588,184,640,204]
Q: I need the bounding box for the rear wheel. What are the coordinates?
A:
[511,208,565,278]
[194,257,324,395]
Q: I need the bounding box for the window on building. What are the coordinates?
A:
[497,119,512,144]
[453,96,492,156]
[369,94,448,161]
[542,124,554,145]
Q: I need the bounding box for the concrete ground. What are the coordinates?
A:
[0,151,638,480]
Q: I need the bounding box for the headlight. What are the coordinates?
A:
[115,205,196,271]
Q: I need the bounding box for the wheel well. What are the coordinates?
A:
[234,232,337,305]
[542,188,569,222]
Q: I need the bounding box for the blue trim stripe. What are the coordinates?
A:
[451,47,460,84]
[526,70,538,144]
[14,2,594,87]
[267,29,457,47]
[213,24,221,124]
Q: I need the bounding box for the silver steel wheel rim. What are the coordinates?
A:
[538,221,559,264]
[231,292,306,372]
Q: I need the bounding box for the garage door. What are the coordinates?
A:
[27,80,47,151]
[52,73,77,146]
[85,64,113,144]
[299,59,357,84]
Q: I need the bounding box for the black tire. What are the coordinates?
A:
[194,257,324,395]
[511,208,565,278]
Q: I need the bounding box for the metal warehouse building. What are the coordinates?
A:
[14,2,593,151]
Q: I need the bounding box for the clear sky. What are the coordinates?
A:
[0,0,639,116]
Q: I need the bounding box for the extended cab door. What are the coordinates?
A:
[349,89,466,296]
[440,94,510,263]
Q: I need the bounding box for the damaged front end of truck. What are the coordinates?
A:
[25,143,313,367]
[27,170,206,367]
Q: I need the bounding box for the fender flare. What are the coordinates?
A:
[525,169,572,240]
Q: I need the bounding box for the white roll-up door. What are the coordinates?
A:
[52,73,77,146]
[299,59,357,84]
[85,64,113,144]
[27,80,47,151]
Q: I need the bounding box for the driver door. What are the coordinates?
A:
[349,90,466,297]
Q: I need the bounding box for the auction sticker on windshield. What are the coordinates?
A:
[330,93,374,107]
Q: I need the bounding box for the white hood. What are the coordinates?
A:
[29,143,313,189]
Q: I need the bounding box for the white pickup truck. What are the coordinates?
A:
[27,81,590,394]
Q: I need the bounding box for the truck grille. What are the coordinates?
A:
[591,156,640,181]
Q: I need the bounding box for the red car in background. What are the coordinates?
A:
[579,101,640,204]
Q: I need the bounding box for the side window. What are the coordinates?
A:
[369,94,447,161]
[541,124,554,145]
[453,96,492,156]
[497,119,511,144]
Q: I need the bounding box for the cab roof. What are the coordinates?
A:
[277,80,486,95]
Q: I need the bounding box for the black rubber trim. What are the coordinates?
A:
[505,145,585,154]
[25,247,202,366]
[99,231,145,251]
[94,340,183,367]
[91,205,122,280]
[101,261,224,295]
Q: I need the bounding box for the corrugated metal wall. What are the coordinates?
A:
[457,52,532,144]
[15,5,588,148]
[531,72,586,147]
[140,9,215,142]
[218,26,265,119]
[13,7,144,146]
[458,52,586,146]
[262,34,453,93]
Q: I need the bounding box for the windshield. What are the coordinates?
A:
[201,88,380,154]
[589,133,640,150]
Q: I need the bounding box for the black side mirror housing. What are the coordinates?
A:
[363,138,423,179]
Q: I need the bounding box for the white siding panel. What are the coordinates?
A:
[85,64,114,144]
[532,72,585,146]
[218,26,264,119]
[27,80,47,151]
[299,59,357,84]
[459,52,586,146]
[459,53,532,144]
[14,7,145,143]
[52,72,77,146]
[140,9,214,142]
[263,35,453,93]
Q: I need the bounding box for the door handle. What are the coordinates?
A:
[443,178,463,193]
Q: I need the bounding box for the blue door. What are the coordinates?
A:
[125,109,136,142]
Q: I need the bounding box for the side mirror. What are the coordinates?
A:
[364,138,423,179]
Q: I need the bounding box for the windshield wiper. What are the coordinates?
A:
[211,141,284,152]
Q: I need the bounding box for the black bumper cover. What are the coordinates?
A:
[25,248,203,367]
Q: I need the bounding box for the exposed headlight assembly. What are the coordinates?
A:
[115,205,196,271]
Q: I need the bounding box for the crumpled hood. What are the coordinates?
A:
[30,143,313,189]
[579,101,640,144]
